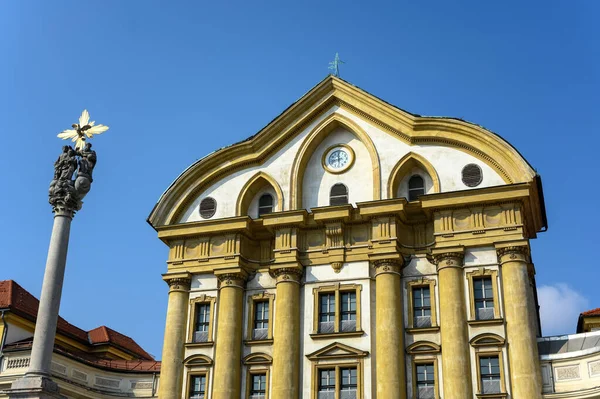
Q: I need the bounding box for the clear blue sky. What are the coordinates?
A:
[1,1,598,359]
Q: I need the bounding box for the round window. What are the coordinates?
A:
[199,197,216,219]
[462,164,483,187]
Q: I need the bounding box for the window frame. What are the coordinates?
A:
[246,292,275,344]
[187,295,216,346]
[466,269,501,324]
[245,368,270,399]
[408,174,426,202]
[186,372,209,399]
[258,194,274,217]
[406,279,438,331]
[311,362,363,399]
[407,341,440,399]
[329,183,349,206]
[311,283,363,338]
[475,351,507,398]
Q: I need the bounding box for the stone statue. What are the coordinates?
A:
[49,143,98,212]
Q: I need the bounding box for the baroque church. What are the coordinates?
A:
[2,76,600,399]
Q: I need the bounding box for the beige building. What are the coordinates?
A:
[146,75,595,399]
[0,280,160,398]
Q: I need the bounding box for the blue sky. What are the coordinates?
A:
[1,1,598,359]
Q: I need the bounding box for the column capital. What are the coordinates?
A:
[162,272,192,292]
[430,252,464,271]
[216,272,247,289]
[372,258,403,277]
[270,267,304,284]
[496,245,530,263]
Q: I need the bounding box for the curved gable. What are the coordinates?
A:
[149,76,537,227]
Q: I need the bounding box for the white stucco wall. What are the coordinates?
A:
[179,106,506,223]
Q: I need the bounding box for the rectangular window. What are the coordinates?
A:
[479,356,501,394]
[474,277,495,320]
[189,374,206,399]
[250,373,267,398]
[416,364,435,399]
[412,287,432,328]
[340,292,356,332]
[340,367,357,398]
[319,293,336,333]
[194,304,210,342]
[319,369,335,399]
[253,301,269,340]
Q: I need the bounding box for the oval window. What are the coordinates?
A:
[462,164,483,187]
[199,197,217,219]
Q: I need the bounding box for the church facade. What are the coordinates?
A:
[148,76,554,399]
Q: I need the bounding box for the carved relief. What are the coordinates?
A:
[589,360,600,377]
[217,273,246,289]
[372,259,403,276]
[184,238,200,259]
[555,365,580,381]
[325,222,344,248]
[271,267,303,283]
[431,252,464,270]
[485,206,502,226]
[210,236,227,255]
[453,210,471,230]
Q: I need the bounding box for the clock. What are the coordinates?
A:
[322,145,355,174]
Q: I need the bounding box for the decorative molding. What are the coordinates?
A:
[331,261,343,273]
[430,252,464,270]
[406,341,441,355]
[496,245,530,263]
[555,365,581,381]
[270,267,303,284]
[163,273,192,292]
[216,273,247,289]
[372,258,403,276]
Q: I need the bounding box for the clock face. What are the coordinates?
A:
[328,149,349,169]
[323,145,354,173]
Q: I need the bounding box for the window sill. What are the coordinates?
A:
[476,393,507,399]
[244,339,274,346]
[468,318,504,327]
[310,330,364,339]
[185,341,214,348]
[406,326,440,334]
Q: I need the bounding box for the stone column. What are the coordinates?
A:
[433,251,473,399]
[158,273,192,399]
[497,245,542,399]
[270,267,303,399]
[374,259,406,399]
[212,272,247,399]
[8,209,75,398]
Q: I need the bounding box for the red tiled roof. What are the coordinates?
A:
[0,280,153,361]
[88,326,154,360]
[581,308,600,317]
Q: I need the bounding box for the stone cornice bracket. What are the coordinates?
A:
[216,272,247,290]
[270,267,304,284]
[372,258,403,277]
[163,273,192,293]
[496,245,530,264]
[430,252,464,271]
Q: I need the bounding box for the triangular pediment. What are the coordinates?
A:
[306,342,368,361]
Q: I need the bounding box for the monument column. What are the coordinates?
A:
[374,258,407,399]
[8,110,106,399]
[270,267,303,399]
[212,271,247,399]
[432,250,473,399]
[158,273,192,399]
[497,245,542,398]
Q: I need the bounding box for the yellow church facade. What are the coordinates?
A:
[148,76,560,399]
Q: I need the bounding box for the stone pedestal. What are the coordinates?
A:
[6,375,64,399]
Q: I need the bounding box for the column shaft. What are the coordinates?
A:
[271,269,302,399]
[374,260,406,399]
[435,253,473,398]
[498,247,542,399]
[158,274,191,399]
[212,273,246,399]
[28,211,73,376]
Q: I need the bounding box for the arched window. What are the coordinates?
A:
[408,175,425,201]
[258,194,274,217]
[330,184,348,206]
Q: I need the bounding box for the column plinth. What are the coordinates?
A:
[497,245,542,399]
[270,267,303,399]
[432,251,473,399]
[374,258,406,399]
[212,272,247,399]
[158,273,192,399]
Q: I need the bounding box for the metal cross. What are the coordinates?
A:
[328,53,345,77]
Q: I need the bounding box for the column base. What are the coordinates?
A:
[4,375,65,399]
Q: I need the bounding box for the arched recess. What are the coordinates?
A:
[406,341,441,355]
[236,171,284,217]
[470,333,505,347]
[183,354,213,367]
[387,152,441,199]
[290,113,381,209]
